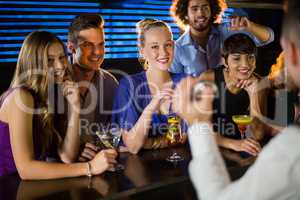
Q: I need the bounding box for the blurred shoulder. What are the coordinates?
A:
[199,70,215,81]
[99,69,119,84]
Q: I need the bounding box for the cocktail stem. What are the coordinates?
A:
[238,125,247,139]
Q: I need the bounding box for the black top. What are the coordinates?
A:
[213,67,250,139]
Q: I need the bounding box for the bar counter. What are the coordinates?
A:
[0,146,256,200]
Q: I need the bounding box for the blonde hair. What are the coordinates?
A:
[136,18,173,69]
[11,31,65,156]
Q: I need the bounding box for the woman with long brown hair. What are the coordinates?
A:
[0,31,117,179]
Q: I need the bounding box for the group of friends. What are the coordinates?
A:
[0,0,299,199]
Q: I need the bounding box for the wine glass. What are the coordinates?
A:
[165,113,185,163]
[232,115,253,139]
[95,128,124,171]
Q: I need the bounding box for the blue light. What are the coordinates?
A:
[0,51,18,55]
[0,8,101,13]
[105,21,178,28]
[106,41,137,46]
[104,28,137,33]
[0,22,71,26]
[0,21,179,28]
[0,44,22,48]
[105,27,180,33]
[99,9,169,15]
[144,0,172,5]
[0,1,100,6]
[0,15,173,21]
[0,29,67,33]
[122,4,170,9]
[0,35,67,41]
[109,15,173,21]
[106,47,138,52]
[0,55,140,62]
[105,53,139,59]
[0,15,77,19]
[106,34,137,40]
[0,58,17,63]
[0,0,181,61]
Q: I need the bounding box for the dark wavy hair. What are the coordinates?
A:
[222,33,257,60]
[171,0,227,29]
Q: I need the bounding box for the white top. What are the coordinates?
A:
[188,123,300,200]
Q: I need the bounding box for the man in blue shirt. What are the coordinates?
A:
[170,0,274,76]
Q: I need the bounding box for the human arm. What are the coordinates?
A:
[120,83,173,154]
[189,125,300,200]
[216,135,261,156]
[248,78,285,140]
[172,77,300,200]
[230,16,274,46]
[57,80,80,163]
[7,89,117,180]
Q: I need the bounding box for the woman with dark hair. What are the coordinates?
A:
[198,33,261,155]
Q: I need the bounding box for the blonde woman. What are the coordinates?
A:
[112,19,187,154]
[0,31,117,179]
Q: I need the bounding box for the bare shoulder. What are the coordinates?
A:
[6,88,34,111]
[0,88,34,123]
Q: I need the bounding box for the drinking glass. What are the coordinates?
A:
[165,113,185,163]
[95,128,124,171]
[232,115,253,139]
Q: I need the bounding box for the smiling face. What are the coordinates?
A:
[186,0,212,32]
[47,42,68,83]
[72,27,105,71]
[140,26,174,71]
[226,53,256,80]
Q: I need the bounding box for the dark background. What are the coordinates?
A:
[0,0,284,94]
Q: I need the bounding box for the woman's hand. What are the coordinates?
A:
[78,143,98,162]
[231,138,261,156]
[147,82,173,112]
[172,77,215,125]
[89,149,118,174]
[235,75,258,96]
[62,80,80,112]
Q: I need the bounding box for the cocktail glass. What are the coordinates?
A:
[232,115,253,139]
[166,114,184,163]
[96,128,124,171]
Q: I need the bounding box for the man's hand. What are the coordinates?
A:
[230,16,253,32]
[172,77,215,125]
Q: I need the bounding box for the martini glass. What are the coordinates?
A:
[96,128,124,171]
[232,115,253,139]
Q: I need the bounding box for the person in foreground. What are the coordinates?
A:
[0,31,117,180]
[172,1,300,197]
[112,19,187,154]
